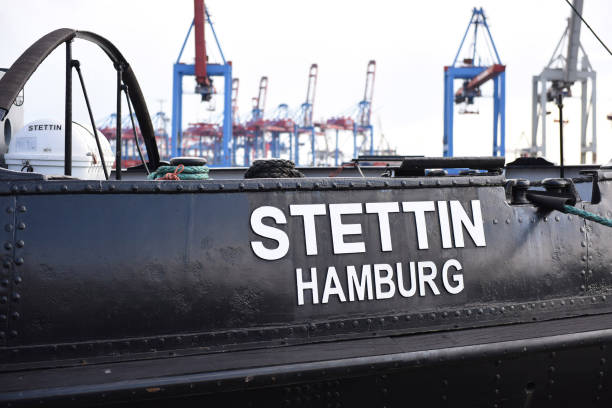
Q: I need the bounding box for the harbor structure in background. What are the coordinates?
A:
[324,60,378,166]
[530,0,597,164]
[443,7,506,157]
[171,0,233,165]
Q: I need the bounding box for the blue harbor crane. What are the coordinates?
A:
[266,103,294,159]
[293,64,318,166]
[325,60,376,166]
[243,76,268,165]
[171,0,232,165]
[354,60,376,159]
[443,7,505,157]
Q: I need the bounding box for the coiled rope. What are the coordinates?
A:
[148,164,210,180]
[244,159,304,179]
[563,205,612,227]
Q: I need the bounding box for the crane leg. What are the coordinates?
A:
[369,126,374,155]
[311,128,315,166]
[493,75,499,156]
[335,129,339,166]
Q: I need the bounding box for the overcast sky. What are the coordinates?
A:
[2,0,612,164]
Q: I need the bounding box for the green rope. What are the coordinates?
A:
[564,205,612,227]
[148,165,210,180]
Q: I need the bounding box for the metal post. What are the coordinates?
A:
[540,77,547,158]
[115,65,123,180]
[580,78,587,164]
[171,64,182,157]
[493,75,499,156]
[443,70,454,157]
[369,125,374,155]
[531,76,539,156]
[443,70,449,157]
[222,64,232,165]
[73,60,109,180]
[448,72,454,157]
[591,72,597,163]
[123,85,150,175]
[64,40,72,176]
[500,71,506,157]
[557,94,564,178]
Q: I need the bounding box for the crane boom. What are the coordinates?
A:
[358,60,376,127]
[305,64,318,107]
[363,60,376,104]
[298,64,318,128]
[252,76,268,121]
[454,64,505,100]
[565,0,584,83]
[194,0,207,85]
[193,0,213,101]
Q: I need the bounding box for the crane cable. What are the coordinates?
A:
[564,0,612,57]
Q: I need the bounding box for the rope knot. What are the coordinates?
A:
[158,164,185,180]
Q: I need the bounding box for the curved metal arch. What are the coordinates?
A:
[0,28,160,168]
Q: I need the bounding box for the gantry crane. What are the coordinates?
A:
[243,76,268,165]
[266,103,294,158]
[294,64,318,165]
[325,60,376,165]
[531,0,596,164]
[443,7,505,157]
[171,0,233,165]
[354,60,376,158]
[324,116,354,166]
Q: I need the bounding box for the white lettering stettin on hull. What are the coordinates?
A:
[249,200,484,306]
[250,200,486,260]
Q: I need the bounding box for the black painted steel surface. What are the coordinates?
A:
[0,178,589,346]
[0,171,609,406]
